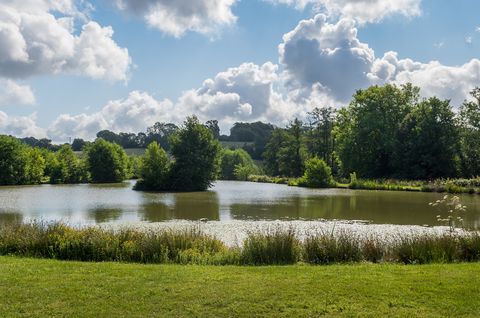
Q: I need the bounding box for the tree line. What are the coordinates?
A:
[263,84,480,181]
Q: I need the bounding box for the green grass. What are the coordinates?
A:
[0,257,479,317]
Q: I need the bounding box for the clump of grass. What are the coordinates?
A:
[303,231,362,264]
[393,234,459,264]
[457,232,480,262]
[0,222,228,264]
[362,237,385,263]
[241,228,300,265]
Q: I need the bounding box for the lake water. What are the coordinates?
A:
[0,180,479,228]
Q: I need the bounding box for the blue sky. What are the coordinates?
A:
[0,0,479,141]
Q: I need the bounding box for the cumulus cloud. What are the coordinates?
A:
[279,14,374,102]
[47,91,175,140]
[0,79,35,106]
[0,0,131,82]
[266,0,422,24]
[0,111,45,138]
[280,14,480,106]
[112,0,237,37]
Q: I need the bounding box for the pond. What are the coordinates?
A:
[0,180,479,228]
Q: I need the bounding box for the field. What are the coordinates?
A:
[1,256,479,317]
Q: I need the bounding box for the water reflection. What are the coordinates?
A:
[0,180,479,228]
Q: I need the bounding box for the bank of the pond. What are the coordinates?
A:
[1,256,479,317]
[2,222,480,265]
[247,175,480,195]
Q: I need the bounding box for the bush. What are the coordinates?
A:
[134,142,169,191]
[241,228,300,265]
[85,139,128,183]
[303,232,362,264]
[0,135,28,185]
[301,157,334,188]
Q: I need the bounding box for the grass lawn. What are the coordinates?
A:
[1,257,479,317]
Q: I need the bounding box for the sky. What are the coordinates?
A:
[0,0,479,142]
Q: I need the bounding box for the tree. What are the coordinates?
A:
[305,107,336,168]
[134,142,169,190]
[394,97,459,179]
[71,138,86,151]
[336,84,419,178]
[277,118,305,177]
[459,87,480,177]
[205,120,220,139]
[228,122,275,159]
[146,122,178,150]
[168,116,221,191]
[50,145,87,184]
[263,128,288,176]
[0,135,28,185]
[301,157,334,188]
[25,148,46,184]
[219,148,259,180]
[85,139,128,183]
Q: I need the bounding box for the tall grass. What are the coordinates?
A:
[1,222,480,265]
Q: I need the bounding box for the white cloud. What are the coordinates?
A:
[47,91,175,141]
[266,0,422,24]
[0,79,35,106]
[0,111,45,138]
[0,1,131,82]
[280,14,480,107]
[465,36,473,44]
[279,14,374,102]
[112,0,237,37]
[476,26,480,33]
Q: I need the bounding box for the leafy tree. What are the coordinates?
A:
[277,118,305,177]
[301,157,334,188]
[263,128,288,176]
[394,97,459,179]
[459,87,480,177]
[228,122,275,159]
[335,84,419,178]
[134,142,169,190]
[0,135,28,185]
[71,138,86,151]
[168,116,221,191]
[25,148,46,184]
[49,145,87,184]
[304,107,336,169]
[85,139,128,183]
[219,148,258,180]
[145,122,178,150]
[205,120,220,139]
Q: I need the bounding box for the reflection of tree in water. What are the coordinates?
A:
[88,207,123,223]
[0,212,23,224]
[140,191,220,222]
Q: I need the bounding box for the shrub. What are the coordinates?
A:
[134,142,169,191]
[241,228,300,265]
[303,232,362,264]
[299,157,334,188]
[85,139,128,183]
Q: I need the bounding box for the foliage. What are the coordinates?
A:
[25,148,46,184]
[335,84,419,178]
[134,142,169,191]
[85,139,128,183]
[304,107,337,171]
[459,87,480,177]
[395,97,459,179]
[0,135,28,185]
[300,157,334,188]
[225,121,275,159]
[219,148,259,180]
[48,145,87,184]
[168,116,221,191]
[430,195,467,232]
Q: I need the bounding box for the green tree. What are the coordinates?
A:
[277,118,305,177]
[219,148,258,180]
[335,84,419,178]
[263,128,288,176]
[301,157,334,188]
[168,116,221,191]
[0,135,28,185]
[50,145,87,184]
[25,148,46,184]
[394,97,459,179]
[134,142,169,190]
[85,139,128,183]
[459,87,480,177]
[305,107,336,168]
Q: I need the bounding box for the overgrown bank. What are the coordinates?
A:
[1,222,479,265]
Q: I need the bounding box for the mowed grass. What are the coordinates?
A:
[1,257,480,317]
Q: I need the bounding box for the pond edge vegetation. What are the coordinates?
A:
[1,222,479,266]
